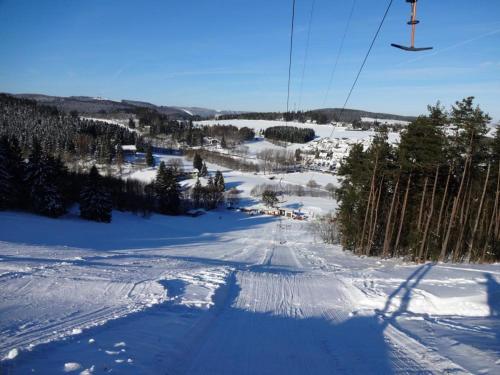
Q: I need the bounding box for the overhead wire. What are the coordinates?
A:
[277,0,297,247]
[322,0,357,107]
[286,0,297,117]
[328,0,394,139]
[297,0,316,111]
[273,0,295,252]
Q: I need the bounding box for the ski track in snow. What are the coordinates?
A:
[1,199,499,372]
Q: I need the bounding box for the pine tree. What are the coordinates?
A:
[451,97,490,164]
[79,166,112,223]
[191,178,203,208]
[335,98,498,262]
[128,117,136,129]
[25,141,66,218]
[193,153,203,173]
[214,170,225,192]
[115,143,124,167]
[145,144,154,167]
[204,176,222,209]
[0,136,15,209]
[200,162,208,177]
[0,136,24,207]
[262,190,278,207]
[98,138,114,164]
[221,135,227,149]
[155,162,180,214]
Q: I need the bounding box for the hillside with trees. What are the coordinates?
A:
[336,97,499,262]
[0,94,140,162]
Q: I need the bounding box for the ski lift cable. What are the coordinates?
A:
[322,0,357,107]
[277,0,297,248]
[297,0,317,111]
[328,0,394,139]
[286,0,297,118]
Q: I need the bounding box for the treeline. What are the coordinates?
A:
[0,136,156,220]
[185,149,260,173]
[0,94,140,162]
[188,147,302,175]
[136,108,194,140]
[264,126,315,143]
[256,148,298,173]
[0,135,234,222]
[337,97,499,263]
[136,110,254,147]
[199,124,255,145]
[191,171,226,209]
[217,110,413,125]
[217,111,330,124]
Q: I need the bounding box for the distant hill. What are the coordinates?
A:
[14,93,133,114]
[10,93,244,120]
[173,107,244,118]
[8,93,414,124]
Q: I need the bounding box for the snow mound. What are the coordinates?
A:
[63,362,82,372]
[3,348,18,360]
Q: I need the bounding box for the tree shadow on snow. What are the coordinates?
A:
[3,264,439,374]
[168,266,436,374]
[0,210,276,251]
[391,268,500,360]
[435,273,500,357]
[224,180,244,190]
[483,273,500,318]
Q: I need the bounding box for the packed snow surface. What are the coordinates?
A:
[1,151,499,374]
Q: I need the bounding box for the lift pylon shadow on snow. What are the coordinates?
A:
[391,0,432,52]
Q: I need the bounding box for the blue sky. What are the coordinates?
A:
[0,0,499,119]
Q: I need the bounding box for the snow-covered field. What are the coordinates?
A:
[196,119,397,141]
[196,119,400,170]
[196,119,400,141]
[1,151,499,374]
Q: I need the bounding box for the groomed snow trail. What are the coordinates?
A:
[173,227,469,375]
[2,211,498,374]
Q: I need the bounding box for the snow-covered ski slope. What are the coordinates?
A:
[1,152,500,374]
